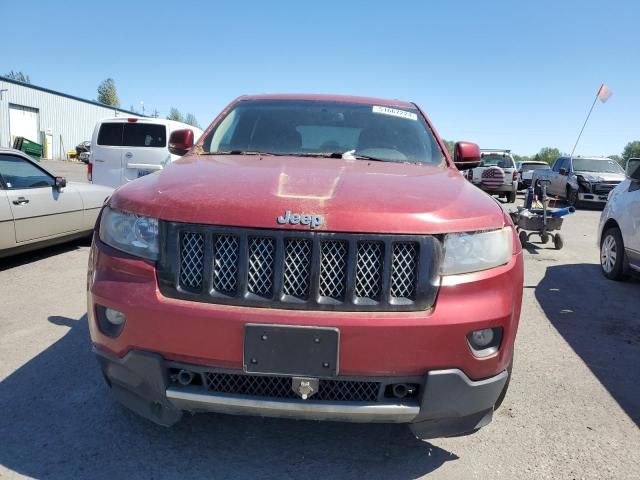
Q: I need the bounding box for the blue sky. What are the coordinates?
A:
[3,0,638,156]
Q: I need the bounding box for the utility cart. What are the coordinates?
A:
[510,179,574,250]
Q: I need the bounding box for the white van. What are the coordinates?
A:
[88,117,203,188]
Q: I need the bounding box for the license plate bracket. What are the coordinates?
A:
[243,324,339,377]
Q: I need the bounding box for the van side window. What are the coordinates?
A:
[97,123,124,146]
[123,124,166,147]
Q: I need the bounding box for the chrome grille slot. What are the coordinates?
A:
[283,239,312,299]
[318,240,348,300]
[179,232,204,290]
[161,224,441,312]
[355,242,384,300]
[213,234,239,294]
[390,242,418,299]
[247,237,275,297]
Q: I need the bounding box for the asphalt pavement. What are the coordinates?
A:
[0,161,638,479]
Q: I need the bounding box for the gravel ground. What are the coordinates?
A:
[1,162,638,479]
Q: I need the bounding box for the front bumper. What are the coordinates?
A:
[96,348,509,439]
[578,192,609,203]
[88,238,523,381]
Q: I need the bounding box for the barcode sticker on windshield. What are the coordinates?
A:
[372,106,418,121]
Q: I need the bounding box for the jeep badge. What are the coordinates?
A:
[277,210,323,229]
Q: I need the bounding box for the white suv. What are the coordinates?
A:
[466,149,518,203]
[599,158,640,280]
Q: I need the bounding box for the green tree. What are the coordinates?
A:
[4,70,30,83]
[166,107,183,122]
[184,113,201,128]
[533,147,561,165]
[441,139,455,158]
[97,78,120,107]
[513,154,532,163]
[622,141,640,162]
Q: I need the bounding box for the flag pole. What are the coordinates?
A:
[569,84,603,159]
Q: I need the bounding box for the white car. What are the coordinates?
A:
[89,117,203,189]
[598,158,640,280]
[516,160,550,190]
[0,148,113,258]
[466,149,518,202]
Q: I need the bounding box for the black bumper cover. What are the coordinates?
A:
[95,348,509,439]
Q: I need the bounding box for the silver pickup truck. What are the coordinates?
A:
[531,156,626,207]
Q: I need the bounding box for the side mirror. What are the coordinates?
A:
[627,158,640,181]
[55,176,67,190]
[559,168,568,176]
[453,141,481,170]
[168,129,195,156]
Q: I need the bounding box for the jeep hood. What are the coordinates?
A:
[110,155,506,234]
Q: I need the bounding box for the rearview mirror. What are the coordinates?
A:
[54,176,67,190]
[168,129,195,156]
[453,141,481,170]
[627,158,640,181]
[559,168,568,176]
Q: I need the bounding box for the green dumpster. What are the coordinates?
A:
[13,137,43,161]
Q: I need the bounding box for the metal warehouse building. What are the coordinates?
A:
[0,76,142,160]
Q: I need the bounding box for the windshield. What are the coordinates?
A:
[200,100,446,165]
[573,158,624,174]
[479,154,514,169]
[521,163,550,172]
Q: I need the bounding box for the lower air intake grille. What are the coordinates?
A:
[204,372,380,402]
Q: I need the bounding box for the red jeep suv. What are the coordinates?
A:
[88,94,523,439]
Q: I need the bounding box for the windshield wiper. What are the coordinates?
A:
[200,150,281,156]
[290,151,390,162]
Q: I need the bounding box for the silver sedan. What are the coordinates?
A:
[0,148,113,258]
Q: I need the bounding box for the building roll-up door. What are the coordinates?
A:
[9,104,39,144]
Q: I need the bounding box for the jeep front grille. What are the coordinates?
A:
[247,237,276,297]
[179,232,204,290]
[158,224,442,311]
[390,242,419,299]
[213,234,239,294]
[593,182,620,195]
[318,240,348,300]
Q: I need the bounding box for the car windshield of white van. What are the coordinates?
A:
[200,100,446,165]
[97,123,166,147]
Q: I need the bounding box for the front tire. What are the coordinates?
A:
[553,233,564,250]
[518,230,528,246]
[566,186,579,208]
[507,190,517,203]
[600,227,628,281]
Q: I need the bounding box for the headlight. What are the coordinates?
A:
[99,207,159,260]
[441,227,513,275]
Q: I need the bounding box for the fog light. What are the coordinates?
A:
[467,327,503,358]
[470,328,494,348]
[105,308,126,325]
[96,305,126,338]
